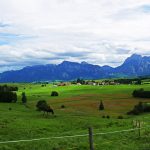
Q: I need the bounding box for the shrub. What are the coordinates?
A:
[118,115,123,119]
[51,91,59,96]
[127,109,140,115]
[106,115,110,119]
[61,105,65,108]
[102,115,105,118]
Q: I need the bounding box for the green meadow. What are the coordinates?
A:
[0,84,150,150]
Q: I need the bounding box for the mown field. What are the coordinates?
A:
[0,83,150,150]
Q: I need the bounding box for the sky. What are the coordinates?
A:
[0,0,150,72]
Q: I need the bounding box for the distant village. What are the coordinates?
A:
[56,80,119,86]
[39,78,143,87]
[33,77,146,87]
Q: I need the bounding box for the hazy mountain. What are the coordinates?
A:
[0,54,150,82]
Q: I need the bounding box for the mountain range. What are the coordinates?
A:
[0,54,150,82]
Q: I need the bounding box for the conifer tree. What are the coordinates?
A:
[99,100,104,110]
[22,92,27,104]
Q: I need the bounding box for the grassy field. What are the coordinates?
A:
[0,84,150,150]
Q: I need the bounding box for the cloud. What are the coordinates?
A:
[0,0,150,72]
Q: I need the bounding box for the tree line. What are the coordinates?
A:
[114,78,141,84]
[132,88,150,98]
[128,102,150,115]
[128,88,150,115]
[71,78,142,85]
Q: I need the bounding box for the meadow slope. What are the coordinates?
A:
[0,84,150,150]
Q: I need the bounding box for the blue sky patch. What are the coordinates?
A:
[0,32,35,45]
[140,5,150,13]
[0,40,9,45]
[0,22,9,28]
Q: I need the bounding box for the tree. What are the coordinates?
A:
[36,100,48,111]
[12,92,17,103]
[22,92,27,104]
[136,79,141,85]
[99,100,104,110]
[0,85,17,103]
[77,78,81,83]
[0,85,18,103]
[36,100,54,115]
[76,78,85,84]
[0,91,17,103]
[0,85,18,92]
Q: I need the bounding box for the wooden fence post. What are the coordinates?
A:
[138,120,141,137]
[88,127,94,150]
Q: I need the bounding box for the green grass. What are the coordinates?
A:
[0,84,150,150]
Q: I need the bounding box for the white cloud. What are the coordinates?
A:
[0,0,150,72]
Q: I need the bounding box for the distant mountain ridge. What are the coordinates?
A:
[0,54,150,82]
[116,54,150,76]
